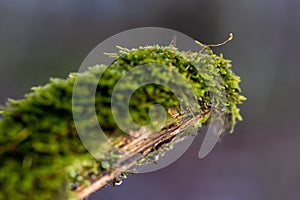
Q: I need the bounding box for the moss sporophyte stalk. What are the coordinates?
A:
[0,40,246,199]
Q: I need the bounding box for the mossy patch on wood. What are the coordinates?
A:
[0,44,245,199]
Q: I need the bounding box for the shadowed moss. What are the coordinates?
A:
[0,44,245,199]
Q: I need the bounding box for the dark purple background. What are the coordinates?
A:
[1,1,300,199]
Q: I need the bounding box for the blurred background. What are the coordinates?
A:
[1,0,300,199]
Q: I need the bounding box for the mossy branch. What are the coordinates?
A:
[0,43,245,200]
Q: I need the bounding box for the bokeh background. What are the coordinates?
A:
[1,0,300,200]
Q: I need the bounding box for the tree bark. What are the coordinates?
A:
[75,112,208,199]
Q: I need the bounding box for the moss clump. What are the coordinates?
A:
[0,44,245,199]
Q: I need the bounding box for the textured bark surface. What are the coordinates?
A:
[75,112,208,199]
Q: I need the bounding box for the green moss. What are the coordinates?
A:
[0,44,245,199]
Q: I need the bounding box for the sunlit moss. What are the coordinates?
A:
[0,44,245,199]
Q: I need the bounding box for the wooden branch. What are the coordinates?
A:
[75,113,207,199]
